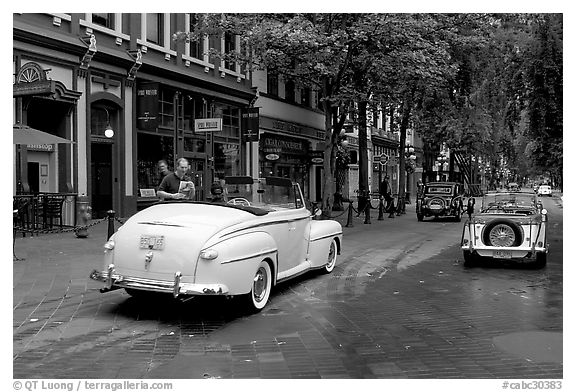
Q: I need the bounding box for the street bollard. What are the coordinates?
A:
[107,210,115,240]
[345,201,354,227]
[378,197,384,220]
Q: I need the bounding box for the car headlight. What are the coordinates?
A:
[103,239,115,251]
[199,248,219,260]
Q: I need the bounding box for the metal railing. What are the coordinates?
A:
[13,193,78,236]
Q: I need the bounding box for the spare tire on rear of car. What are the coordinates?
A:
[482,219,523,247]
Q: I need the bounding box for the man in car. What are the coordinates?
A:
[157,158,195,200]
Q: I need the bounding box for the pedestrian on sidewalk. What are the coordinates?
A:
[379,175,394,212]
[157,158,195,200]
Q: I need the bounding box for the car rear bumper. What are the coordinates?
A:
[461,245,547,260]
[90,265,229,297]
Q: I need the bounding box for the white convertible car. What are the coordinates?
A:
[461,192,548,268]
[90,176,343,312]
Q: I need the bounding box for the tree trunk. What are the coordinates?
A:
[357,100,369,211]
[397,89,414,206]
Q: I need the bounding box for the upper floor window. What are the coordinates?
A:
[267,71,278,96]
[92,13,115,29]
[223,32,237,71]
[188,14,202,59]
[285,80,295,103]
[301,87,311,107]
[146,13,163,45]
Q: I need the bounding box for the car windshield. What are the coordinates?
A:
[223,176,304,211]
[481,193,537,213]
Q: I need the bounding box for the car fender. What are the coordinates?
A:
[308,220,343,268]
[194,231,278,295]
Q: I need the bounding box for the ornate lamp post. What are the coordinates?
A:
[436,153,448,181]
[404,144,416,202]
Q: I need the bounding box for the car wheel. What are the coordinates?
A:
[417,213,424,221]
[322,239,338,274]
[483,220,523,247]
[533,252,547,269]
[463,250,476,267]
[242,261,272,312]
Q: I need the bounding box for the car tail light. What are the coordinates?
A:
[200,249,219,260]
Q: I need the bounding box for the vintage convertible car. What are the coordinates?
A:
[416,182,465,221]
[90,176,342,312]
[461,192,548,268]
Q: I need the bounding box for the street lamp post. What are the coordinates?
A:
[404,145,416,202]
[436,153,448,181]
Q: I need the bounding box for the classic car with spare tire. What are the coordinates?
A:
[416,182,465,221]
[90,176,342,312]
[461,191,549,268]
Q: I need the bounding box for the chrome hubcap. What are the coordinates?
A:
[489,224,515,247]
[253,267,268,303]
[327,242,336,268]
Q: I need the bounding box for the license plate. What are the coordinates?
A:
[430,205,442,209]
[140,235,165,250]
[493,250,512,259]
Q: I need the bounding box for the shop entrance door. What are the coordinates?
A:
[91,143,113,218]
[187,158,206,201]
[27,162,40,194]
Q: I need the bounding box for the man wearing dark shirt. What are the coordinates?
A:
[157,158,195,200]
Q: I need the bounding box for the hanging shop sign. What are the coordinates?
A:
[241,107,260,142]
[194,118,223,132]
[136,82,159,130]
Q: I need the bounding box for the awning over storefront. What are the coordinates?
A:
[13,124,75,145]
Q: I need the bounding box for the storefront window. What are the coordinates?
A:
[159,89,175,128]
[214,142,241,180]
[137,133,174,192]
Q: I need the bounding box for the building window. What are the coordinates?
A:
[137,133,174,192]
[301,87,311,107]
[146,13,163,45]
[214,142,241,181]
[188,14,202,59]
[267,71,278,96]
[223,32,237,71]
[285,80,295,103]
[159,89,174,128]
[92,13,114,29]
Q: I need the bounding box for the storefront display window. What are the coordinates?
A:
[137,133,174,192]
[214,142,241,180]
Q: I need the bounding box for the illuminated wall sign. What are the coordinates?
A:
[194,118,223,132]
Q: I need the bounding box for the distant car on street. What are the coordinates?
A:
[90,176,342,312]
[507,182,520,192]
[416,182,465,222]
[537,184,552,197]
[461,191,548,268]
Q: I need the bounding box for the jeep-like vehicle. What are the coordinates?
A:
[416,182,465,222]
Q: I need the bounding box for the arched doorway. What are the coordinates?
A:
[90,101,121,218]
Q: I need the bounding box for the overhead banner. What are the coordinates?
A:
[136,82,159,130]
[241,107,260,142]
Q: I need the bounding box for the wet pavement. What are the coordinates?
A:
[12,194,563,379]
